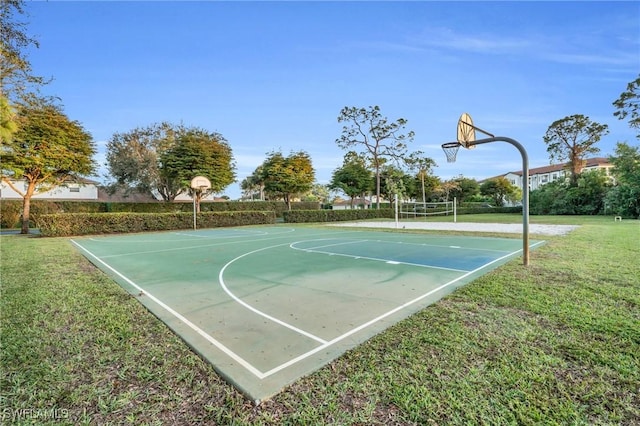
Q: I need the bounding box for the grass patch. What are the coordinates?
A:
[1,219,639,424]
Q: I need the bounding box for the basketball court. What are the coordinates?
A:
[71,225,543,402]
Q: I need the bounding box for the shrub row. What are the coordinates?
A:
[457,206,523,215]
[281,206,521,224]
[0,200,319,228]
[104,200,320,214]
[35,211,276,237]
[0,200,107,228]
[283,209,395,223]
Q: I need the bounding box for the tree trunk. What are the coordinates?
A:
[21,183,36,234]
[21,196,30,234]
[375,165,381,210]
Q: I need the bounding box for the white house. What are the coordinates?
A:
[488,157,613,191]
[0,178,99,200]
[331,197,372,210]
[151,189,219,202]
[1,179,222,203]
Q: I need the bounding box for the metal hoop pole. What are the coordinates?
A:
[468,136,530,266]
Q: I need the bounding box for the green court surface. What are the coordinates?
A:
[71,225,543,402]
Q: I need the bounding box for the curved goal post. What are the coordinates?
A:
[441,112,530,266]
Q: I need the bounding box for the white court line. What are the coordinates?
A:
[261,240,547,378]
[70,239,267,378]
[173,228,271,238]
[369,238,513,254]
[218,244,328,344]
[289,240,469,273]
[173,232,216,238]
[96,231,301,258]
[89,227,295,245]
[301,239,366,251]
[296,237,513,255]
[72,235,546,381]
[92,229,361,259]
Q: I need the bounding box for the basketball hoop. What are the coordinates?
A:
[190,176,211,191]
[457,113,476,149]
[190,176,211,230]
[441,142,461,163]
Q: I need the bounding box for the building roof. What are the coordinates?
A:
[97,187,159,203]
[486,157,612,179]
[332,197,371,206]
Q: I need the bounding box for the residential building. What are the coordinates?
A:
[0,179,220,203]
[0,178,100,201]
[331,197,371,210]
[489,157,613,191]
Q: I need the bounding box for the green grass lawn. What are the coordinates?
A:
[1,217,639,425]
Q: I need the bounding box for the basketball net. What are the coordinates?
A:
[441,142,461,163]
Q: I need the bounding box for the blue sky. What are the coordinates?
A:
[25,1,639,199]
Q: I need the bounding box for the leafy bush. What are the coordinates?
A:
[605,185,640,218]
[35,211,276,237]
[530,170,611,215]
[1,200,107,228]
[283,209,394,223]
[0,199,318,228]
[457,206,522,215]
[0,201,22,228]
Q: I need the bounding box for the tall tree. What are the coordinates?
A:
[0,96,96,233]
[105,122,177,200]
[1,0,47,99]
[1,0,49,147]
[543,114,609,186]
[336,106,415,209]
[261,150,315,210]
[0,94,17,141]
[329,152,373,208]
[379,165,410,205]
[450,176,480,204]
[613,74,640,138]
[106,123,235,202]
[422,175,442,202]
[240,168,265,201]
[303,183,330,204]
[435,180,461,203]
[480,177,520,207]
[161,128,236,210]
[605,142,640,218]
[405,153,436,203]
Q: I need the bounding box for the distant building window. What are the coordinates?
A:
[69,186,80,193]
[541,175,548,183]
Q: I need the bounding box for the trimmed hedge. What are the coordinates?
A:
[457,206,522,215]
[0,199,319,228]
[0,200,108,228]
[35,211,276,237]
[283,209,395,223]
[103,200,320,215]
[282,207,522,223]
